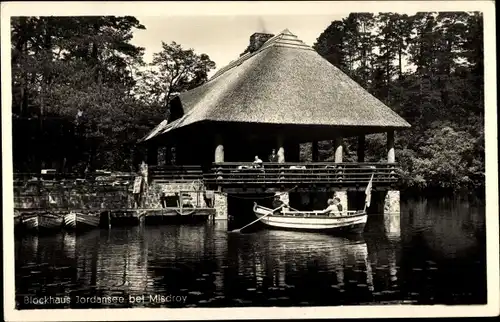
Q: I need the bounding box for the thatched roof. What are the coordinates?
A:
[142,29,410,142]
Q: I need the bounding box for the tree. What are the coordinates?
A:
[313,12,484,194]
[135,41,216,119]
[11,16,149,172]
[313,21,348,73]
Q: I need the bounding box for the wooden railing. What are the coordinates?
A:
[149,165,204,182]
[13,172,136,186]
[203,162,399,187]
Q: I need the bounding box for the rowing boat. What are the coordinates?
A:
[22,213,64,232]
[251,173,374,234]
[253,203,367,234]
[64,212,101,230]
[14,211,23,231]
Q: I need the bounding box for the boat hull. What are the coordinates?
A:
[14,213,24,232]
[22,213,64,232]
[64,212,101,230]
[253,204,367,234]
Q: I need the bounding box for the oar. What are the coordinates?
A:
[230,204,284,233]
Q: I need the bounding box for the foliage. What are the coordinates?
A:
[11,14,484,194]
[135,41,215,116]
[11,16,216,173]
[313,12,484,192]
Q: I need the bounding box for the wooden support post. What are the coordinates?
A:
[107,211,111,229]
[215,134,224,163]
[147,144,158,165]
[357,135,365,162]
[179,193,183,215]
[214,191,228,220]
[277,135,285,163]
[285,142,300,162]
[312,141,319,162]
[334,137,343,163]
[387,130,395,163]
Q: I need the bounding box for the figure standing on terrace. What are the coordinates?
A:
[269,149,278,162]
[169,147,177,165]
[253,156,263,168]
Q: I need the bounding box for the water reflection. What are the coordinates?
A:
[15,198,486,308]
[384,213,401,241]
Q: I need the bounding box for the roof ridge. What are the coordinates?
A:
[209,29,313,82]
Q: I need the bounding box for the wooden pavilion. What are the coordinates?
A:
[139,29,410,218]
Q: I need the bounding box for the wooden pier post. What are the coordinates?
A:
[387,130,395,163]
[312,141,319,162]
[277,135,285,163]
[139,210,146,225]
[215,134,224,163]
[384,130,400,214]
[334,137,343,163]
[214,191,228,220]
[107,211,111,229]
[333,137,347,211]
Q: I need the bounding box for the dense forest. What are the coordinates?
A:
[10,13,484,194]
[10,16,216,173]
[311,12,484,194]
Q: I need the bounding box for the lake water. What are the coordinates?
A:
[14,197,486,308]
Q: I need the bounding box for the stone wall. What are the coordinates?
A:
[213,192,228,220]
[13,178,134,210]
[384,190,401,214]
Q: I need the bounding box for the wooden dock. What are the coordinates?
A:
[14,207,216,234]
[15,207,215,216]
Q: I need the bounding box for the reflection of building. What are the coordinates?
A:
[232,231,374,291]
[209,221,228,292]
[144,224,218,295]
[364,219,400,292]
[94,227,149,294]
[384,213,401,240]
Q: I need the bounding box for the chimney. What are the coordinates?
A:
[240,32,274,56]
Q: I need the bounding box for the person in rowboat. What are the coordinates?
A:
[322,198,341,216]
[334,197,343,214]
[272,195,288,215]
[237,155,263,170]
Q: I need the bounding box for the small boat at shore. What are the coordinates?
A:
[253,203,367,234]
[252,174,374,234]
[22,213,64,232]
[64,212,101,230]
[14,211,24,231]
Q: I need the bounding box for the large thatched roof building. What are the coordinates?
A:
[142,29,410,165]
